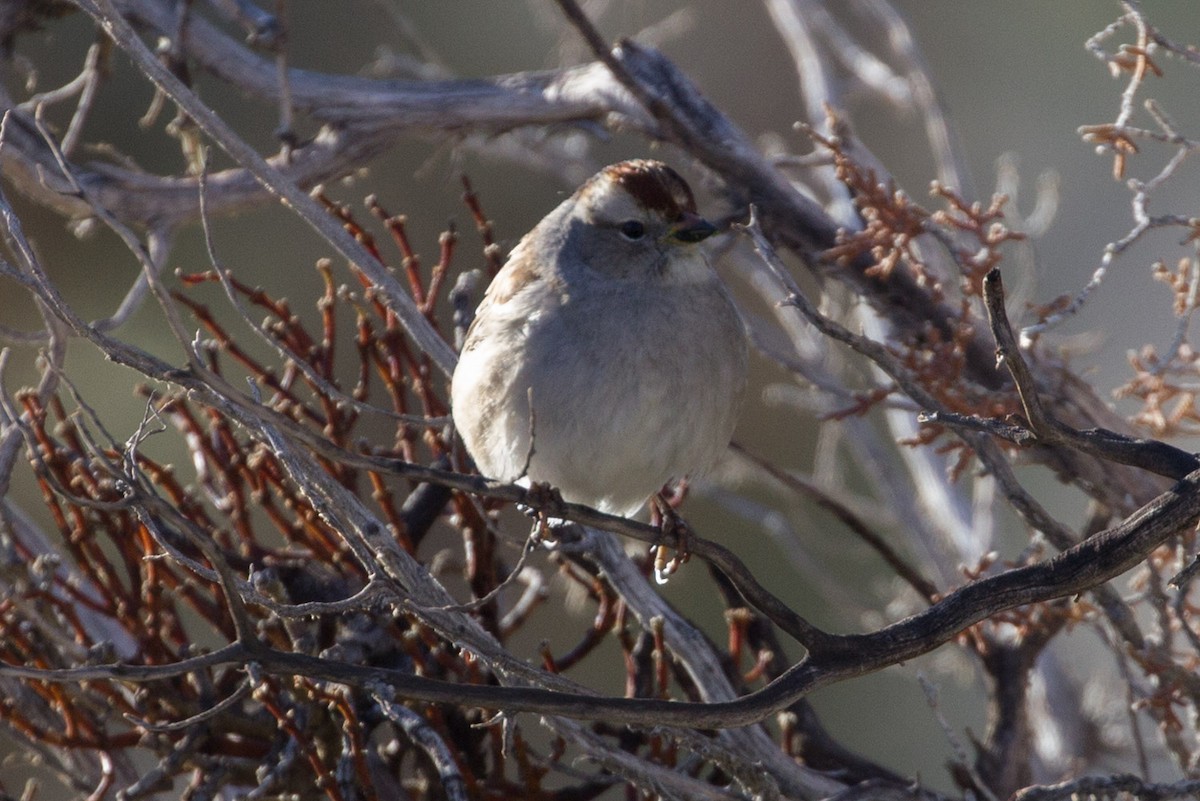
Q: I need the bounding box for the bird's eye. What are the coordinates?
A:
[619,220,646,240]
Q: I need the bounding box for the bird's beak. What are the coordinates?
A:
[667,211,717,244]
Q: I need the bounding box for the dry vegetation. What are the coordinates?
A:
[1,1,1200,799]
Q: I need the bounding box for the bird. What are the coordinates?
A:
[451,159,748,519]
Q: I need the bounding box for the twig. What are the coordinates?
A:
[60,41,107,157]
[1013,774,1200,801]
[3,460,1198,729]
[732,442,939,603]
[369,684,471,801]
[761,0,854,212]
[918,673,999,801]
[918,410,1036,447]
[1169,553,1200,589]
[203,0,282,46]
[853,0,970,193]
[735,206,959,415]
[32,106,204,369]
[984,268,1199,479]
[124,679,252,733]
[77,0,459,376]
[195,153,439,426]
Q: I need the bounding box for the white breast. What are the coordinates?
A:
[453,274,746,517]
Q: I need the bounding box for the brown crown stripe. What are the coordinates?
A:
[602,160,698,220]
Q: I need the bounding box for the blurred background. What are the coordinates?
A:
[3,1,1198,791]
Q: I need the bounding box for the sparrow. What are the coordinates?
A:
[451,160,748,518]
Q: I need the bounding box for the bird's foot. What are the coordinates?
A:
[649,493,690,584]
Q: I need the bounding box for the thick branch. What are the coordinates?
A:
[78,0,458,375]
[4,460,1196,730]
[984,268,1200,480]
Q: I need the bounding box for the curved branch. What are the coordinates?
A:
[7,0,641,232]
[259,463,1200,726]
[4,459,1195,730]
[984,268,1200,480]
[79,0,458,375]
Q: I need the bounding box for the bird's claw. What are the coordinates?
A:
[650,494,691,584]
